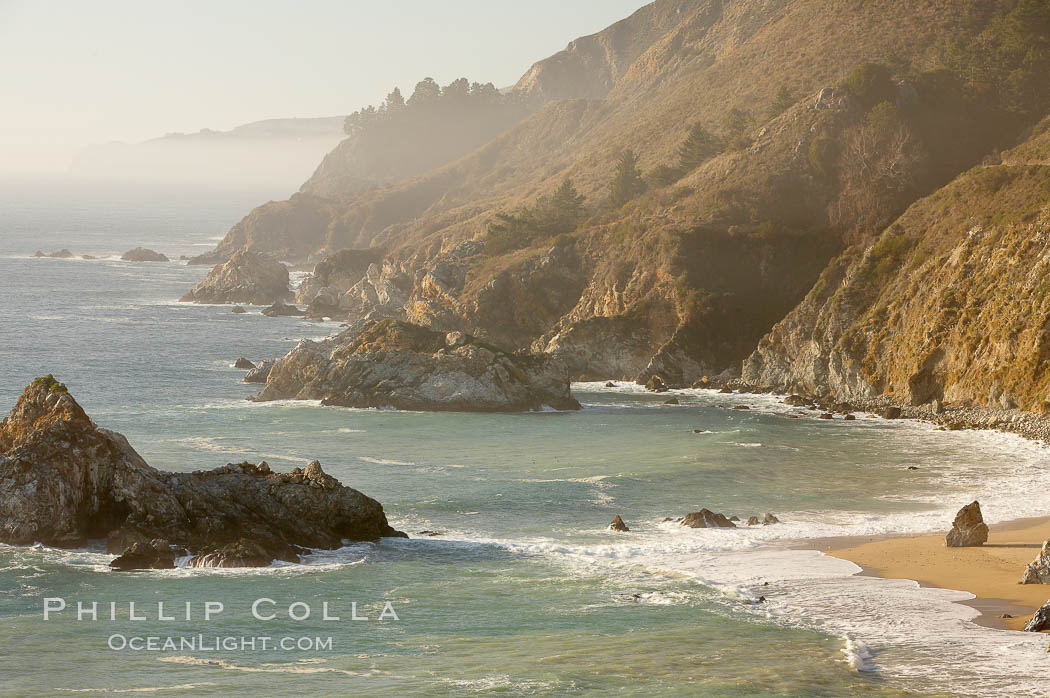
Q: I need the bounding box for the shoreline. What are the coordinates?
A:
[802,516,1050,631]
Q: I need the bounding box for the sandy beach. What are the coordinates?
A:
[813,516,1050,631]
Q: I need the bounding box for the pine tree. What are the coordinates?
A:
[548,177,585,232]
[677,122,721,173]
[609,149,646,208]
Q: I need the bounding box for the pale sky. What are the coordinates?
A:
[0,0,646,171]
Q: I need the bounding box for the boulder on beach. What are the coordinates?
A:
[120,247,168,262]
[1024,600,1050,632]
[681,509,736,528]
[233,357,256,370]
[180,249,291,305]
[877,406,902,419]
[1020,540,1050,584]
[0,376,404,568]
[945,501,989,547]
[253,318,581,413]
[609,515,630,532]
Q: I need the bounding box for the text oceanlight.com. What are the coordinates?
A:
[108,635,335,652]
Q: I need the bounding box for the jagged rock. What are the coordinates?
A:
[1021,540,1050,584]
[605,381,616,387]
[819,412,834,419]
[82,254,96,260]
[231,306,247,314]
[732,405,750,410]
[254,318,581,412]
[945,501,989,547]
[719,388,733,394]
[243,360,274,383]
[180,249,291,305]
[0,377,404,566]
[110,539,178,571]
[645,375,668,393]
[261,301,306,317]
[34,249,74,259]
[417,530,443,537]
[609,515,630,532]
[746,516,760,526]
[188,538,298,568]
[681,509,736,528]
[877,407,902,419]
[931,399,944,414]
[1024,600,1050,632]
[762,513,780,525]
[844,414,857,420]
[120,247,168,262]
[664,398,680,405]
[233,357,255,370]
[728,516,740,522]
[784,395,811,407]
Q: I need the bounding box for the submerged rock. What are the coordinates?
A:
[609,515,630,532]
[121,247,168,262]
[945,501,989,547]
[180,249,291,305]
[261,301,307,317]
[233,357,256,370]
[34,249,74,259]
[255,318,581,413]
[109,539,179,571]
[1021,540,1050,584]
[664,397,680,405]
[681,509,736,528]
[231,306,247,314]
[0,377,404,567]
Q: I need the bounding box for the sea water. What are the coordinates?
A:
[1,176,1049,696]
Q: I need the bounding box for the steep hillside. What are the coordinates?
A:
[192,0,1046,383]
[743,117,1050,411]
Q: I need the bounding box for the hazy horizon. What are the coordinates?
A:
[0,0,646,174]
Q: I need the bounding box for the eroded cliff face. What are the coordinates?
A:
[744,118,1050,411]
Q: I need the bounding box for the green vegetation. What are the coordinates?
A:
[485,178,586,254]
[721,107,754,149]
[845,62,896,109]
[609,149,647,208]
[808,137,839,178]
[343,77,517,136]
[678,122,722,173]
[32,375,67,394]
[767,85,795,119]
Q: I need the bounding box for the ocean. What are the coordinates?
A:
[1,176,1050,696]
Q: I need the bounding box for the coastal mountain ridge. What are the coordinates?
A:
[188,0,1050,410]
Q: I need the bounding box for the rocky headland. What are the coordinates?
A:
[0,376,404,569]
[254,318,581,412]
[180,249,291,305]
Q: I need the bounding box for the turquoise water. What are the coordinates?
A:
[1,178,1049,696]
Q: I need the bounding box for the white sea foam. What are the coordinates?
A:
[357,456,416,466]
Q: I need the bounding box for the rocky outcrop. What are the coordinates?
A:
[180,249,290,305]
[254,318,581,412]
[121,247,168,262]
[609,515,630,532]
[261,301,306,317]
[1020,540,1050,585]
[945,501,988,548]
[681,509,736,528]
[233,357,255,370]
[0,377,404,568]
[34,249,74,259]
[243,360,274,384]
[1024,600,1050,632]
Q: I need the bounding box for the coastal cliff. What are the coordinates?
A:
[189,0,1050,395]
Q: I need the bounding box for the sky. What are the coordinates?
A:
[0,0,647,172]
